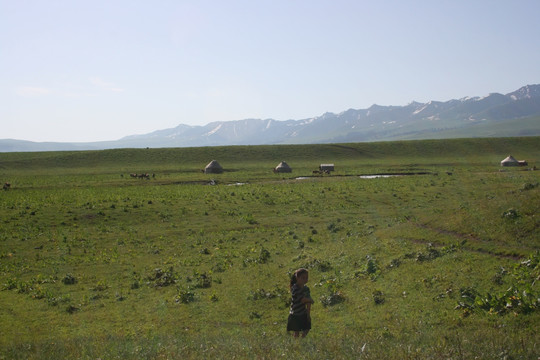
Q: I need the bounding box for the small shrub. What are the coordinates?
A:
[327,222,340,233]
[521,182,539,191]
[243,247,271,265]
[492,266,507,285]
[258,248,271,263]
[247,287,286,301]
[387,258,401,269]
[365,256,378,274]
[414,244,446,262]
[372,290,385,305]
[502,208,519,219]
[62,274,77,285]
[249,311,262,319]
[455,253,540,316]
[148,267,176,287]
[194,272,212,289]
[242,214,258,225]
[455,286,539,316]
[66,305,79,314]
[3,278,18,291]
[175,289,196,304]
[91,280,108,291]
[212,262,226,273]
[319,278,345,307]
[320,291,345,307]
[304,258,332,272]
[49,294,69,306]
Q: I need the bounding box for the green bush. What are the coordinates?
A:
[147,267,177,287]
[175,289,196,304]
[62,274,77,285]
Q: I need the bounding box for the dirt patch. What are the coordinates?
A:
[412,222,522,260]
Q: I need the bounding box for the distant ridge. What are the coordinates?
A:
[2,84,540,152]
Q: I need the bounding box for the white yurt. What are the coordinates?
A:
[500,155,519,167]
[204,160,223,174]
[274,161,292,173]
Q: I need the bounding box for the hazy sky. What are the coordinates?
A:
[1,0,539,142]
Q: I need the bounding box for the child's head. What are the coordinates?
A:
[290,268,309,288]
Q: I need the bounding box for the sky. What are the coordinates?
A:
[1,0,539,143]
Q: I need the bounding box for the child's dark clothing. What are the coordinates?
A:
[287,284,312,332]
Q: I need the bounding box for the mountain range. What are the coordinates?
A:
[2,84,540,152]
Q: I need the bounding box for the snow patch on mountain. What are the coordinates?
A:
[205,123,222,136]
[413,104,428,115]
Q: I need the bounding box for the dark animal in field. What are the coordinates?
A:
[130,173,151,179]
[3,182,10,190]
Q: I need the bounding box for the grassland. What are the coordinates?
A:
[0,137,539,359]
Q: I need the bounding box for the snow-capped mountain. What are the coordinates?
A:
[507,84,540,100]
[116,84,539,147]
[2,84,540,151]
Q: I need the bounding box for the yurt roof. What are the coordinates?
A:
[501,155,518,163]
[205,160,222,169]
[275,161,291,168]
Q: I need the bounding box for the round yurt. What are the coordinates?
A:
[204,160,223,174]
[274,161,292,173]
[500,155,519,167]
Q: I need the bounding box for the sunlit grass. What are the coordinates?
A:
[0,137,539,358]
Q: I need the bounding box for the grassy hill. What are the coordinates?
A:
[2,136,538,171]
[0,137,539,359]
[393,115,540,141]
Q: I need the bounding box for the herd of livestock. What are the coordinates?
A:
[129,173,154,179]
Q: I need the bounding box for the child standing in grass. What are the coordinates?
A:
[287,268,314,337]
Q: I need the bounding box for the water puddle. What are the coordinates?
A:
[359,175,400,179]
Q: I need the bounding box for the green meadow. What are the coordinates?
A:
[0,137,539,359]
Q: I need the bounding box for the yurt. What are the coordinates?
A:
[274,161,292,173]
[204,160,223,174]
[500,155,519,167]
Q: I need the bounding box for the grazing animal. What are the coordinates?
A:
[130,173,137,178]
[3,182,10,190]
[135,173,150,179]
